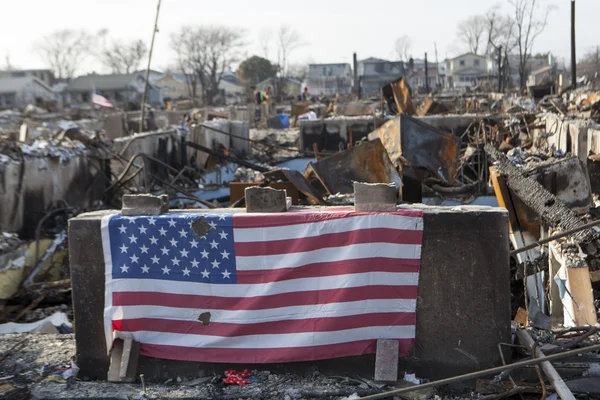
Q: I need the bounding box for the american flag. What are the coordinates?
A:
[92,91,113,108]
[101,208,423,363]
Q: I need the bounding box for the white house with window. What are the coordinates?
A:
[448,53,489,89]
[307,63,353,96]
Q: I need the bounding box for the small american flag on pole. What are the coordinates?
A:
[101,208,423,363]
[92,90,113,108]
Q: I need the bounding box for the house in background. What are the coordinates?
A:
[66,72,164,107]
[216,71,245,105]
[403,58,439,92]
[358,58,405,96]
[307,63,353,96]
[448,53,489,88]
[154,73,192,100]
[256,76,303,98]
[0,69,56,87]
[0,76,54,108]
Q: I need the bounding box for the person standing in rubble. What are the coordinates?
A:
[300,86,310,101]
[261,85,272,120]
[254,86,264,121]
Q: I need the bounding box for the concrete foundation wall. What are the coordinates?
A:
[68,206,510,382]
[417,115,481,135]
[188,120,250,168]
[112,130,184,190]
[299,117,384,151]
[0,155,102,237]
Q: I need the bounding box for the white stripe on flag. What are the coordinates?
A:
[118,325,416,349]
[107,271,419,297]
[233,214,423,242]
[111,299,417,324]
[236,242,421,271]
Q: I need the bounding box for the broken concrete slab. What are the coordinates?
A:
[374,339,399,382]
[244,187,288,213]
[121,194,169,216]
[354,182,397,212]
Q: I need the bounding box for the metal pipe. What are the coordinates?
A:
[510,218,600,256]
[139,0,162,133]
[359,342,600,400]
[424,52,429,94]
[184,140,271,173]
[516,329,575,400]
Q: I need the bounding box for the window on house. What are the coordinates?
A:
[459,60,465,67]
[82,92,89,102]
[474,59,480,66]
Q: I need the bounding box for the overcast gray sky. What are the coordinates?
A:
[1,0,598,74]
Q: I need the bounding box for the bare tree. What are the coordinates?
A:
[258,29,272,60]
[100,39,147,74]
[35,30,93,80]
[394,35,412,61]
[287,63,309,81]
[508,0,554,90]
[485,6,517,56]
[276,27,304,78]
[457,15,487,55]
[171,25,245,105]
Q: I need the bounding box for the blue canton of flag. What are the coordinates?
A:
[108,213,237,284]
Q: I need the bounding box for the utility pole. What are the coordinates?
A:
[571,0,576,90]
[140,0,162,133]
[434,42,440,87]
[353,52,359,100]
[424,52,429,94]
[498,46,503,93]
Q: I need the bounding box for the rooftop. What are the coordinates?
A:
[0,76,52,94]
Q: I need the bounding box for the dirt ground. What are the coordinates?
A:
[0,333,462,400]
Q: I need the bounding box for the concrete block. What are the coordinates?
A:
[354,182,397,212]
[120,339,141,382]
[121,194,169,216]
[107,338,140,382]
[107,339,124,382]
[415,207,511,380]
[69,206,510,383]
[245,187,288,213]
[374,339,399,381]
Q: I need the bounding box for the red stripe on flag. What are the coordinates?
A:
[235,228,423,257]
[114,312,416,337]
[233,210,424,229]
[140,339,415,363]
[237,258,420,284]
[113,285,418,310]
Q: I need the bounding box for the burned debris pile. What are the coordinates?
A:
[3,78,600,400]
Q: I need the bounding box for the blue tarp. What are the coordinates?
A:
[277,114,290,129]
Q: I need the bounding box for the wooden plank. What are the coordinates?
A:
[549,240,565,327]
[565,267,598,326]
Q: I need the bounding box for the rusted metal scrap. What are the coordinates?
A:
[334,102,378,117]
[381,77,415,116]
[368,114,460,183]
[486,144,598,245]
[303,139,402,195]
[416,97,450,117]
[262,169,327,205]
